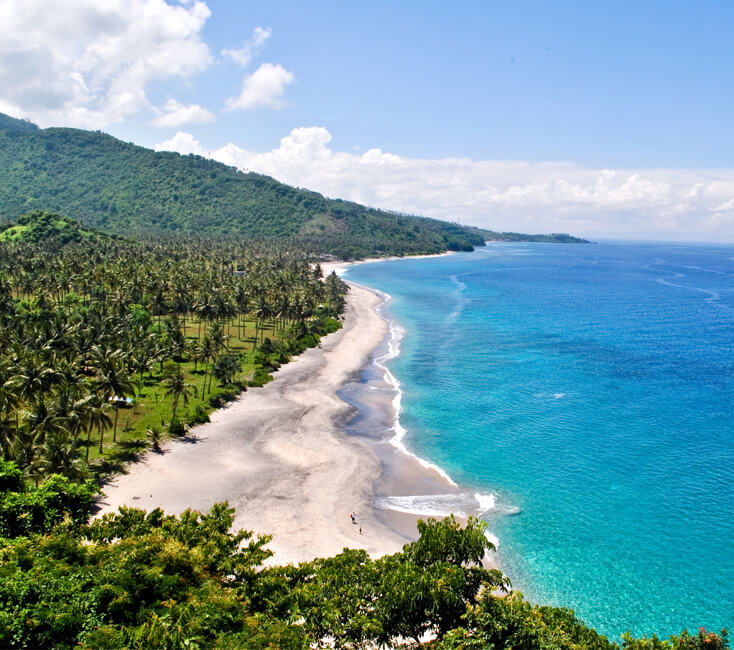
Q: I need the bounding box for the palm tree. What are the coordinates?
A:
[209,322,228,356]
[7,352,62,416]
[162,363,196,424]
[35,430,87,481]
[188,340,203,373]
[0,380,21,456]
[90,345,135,444]
[234,284,249,338]
[24,396,69,448]
[199,335,215,396]
[80,395,113,458]
[253,294,273,345]
[194,294,217,341]
[147,426,163,453]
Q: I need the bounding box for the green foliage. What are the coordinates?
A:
[0,115,487,256]
[0,497,727,649]
[249,368,273,387]
[0,502,274,649]
[406,513,492,567]
[0,458,24,492]
[0,113,37,132]
[167,418,185,436]
[621,628,729,649]
[0,461,98,539]
[212,354,241,386]
[187,404,210,426]
[436,590,615,649]
[0,210,109,245]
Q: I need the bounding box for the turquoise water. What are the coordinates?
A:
[344,242,734,640]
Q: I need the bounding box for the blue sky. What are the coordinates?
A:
[1,1,734,240]
[194,0,734,168]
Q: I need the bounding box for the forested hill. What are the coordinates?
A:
[0,112,485,257]
[466,225,590,243]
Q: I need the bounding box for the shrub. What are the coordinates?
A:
[249,368,273,387]
[187,404,210,426]
[168,418,186,436]
[0,462,98,539]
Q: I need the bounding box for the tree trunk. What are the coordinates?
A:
[112,405,119,443]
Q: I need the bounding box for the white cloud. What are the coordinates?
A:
[162,126,734,240]
[221,26,272,67]
[224,63,294,111]
[712,198,734,213]
[154,131,205,155]
[0,0,212,128]
[151,99,215,127]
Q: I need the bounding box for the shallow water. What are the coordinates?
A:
[344,241,734,639]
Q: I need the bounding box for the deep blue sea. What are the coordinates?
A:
[343,241,734,640]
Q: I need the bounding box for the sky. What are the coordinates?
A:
[1,0,734,241]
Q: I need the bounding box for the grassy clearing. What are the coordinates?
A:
[84,316,285,475]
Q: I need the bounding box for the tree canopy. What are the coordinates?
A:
[0,468,726,649]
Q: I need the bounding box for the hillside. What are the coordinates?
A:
[0,113,484,257]
[466,225,590,243]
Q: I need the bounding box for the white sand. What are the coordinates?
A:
[97,283,411,564]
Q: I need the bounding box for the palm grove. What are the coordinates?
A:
[0,212,347,482]
[0,212,728,648]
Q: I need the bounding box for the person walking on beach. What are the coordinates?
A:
[350,512,355,524]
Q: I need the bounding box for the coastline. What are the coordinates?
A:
[99,253,497,566]
[98,280,415,563]
[332,260,501,561]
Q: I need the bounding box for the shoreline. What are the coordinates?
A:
[99,252,498,566]
[333,263,502,561]
[98,280,415,563]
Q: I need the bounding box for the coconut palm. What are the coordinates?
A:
[90,345,135,444]
[80,395,114,458]
[198,335,215,396]
[34,430,87,481]
[7,353,62,412]
[147,426,163,453]
[162,363,196,424]
[0,379,22,455]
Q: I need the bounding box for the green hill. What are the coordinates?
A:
[0,113,485,257]
[0,210,113,245]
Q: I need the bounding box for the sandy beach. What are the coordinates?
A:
[99,253,487,566]
[98,279,442,563]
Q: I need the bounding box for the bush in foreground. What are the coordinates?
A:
[0,464,728,649]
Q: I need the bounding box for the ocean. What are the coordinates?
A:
[342,241,734,640]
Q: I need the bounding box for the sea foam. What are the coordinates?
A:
[358,284,521,524]
[373,491,503,518]
[374,290,458,486]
